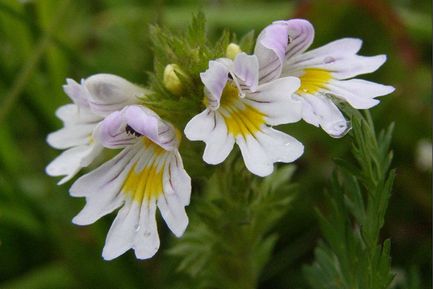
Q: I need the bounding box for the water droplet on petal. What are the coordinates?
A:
[323,56,335,64]
[135,225,141,232]
[325,120,352,138]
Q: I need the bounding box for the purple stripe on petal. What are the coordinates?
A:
[284,19,315,59]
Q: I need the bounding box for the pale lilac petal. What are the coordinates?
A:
[254,21,288,83]
[123,106,178,151]
[63,79,90,107]
[96,105,178,151]
[284,19,315,59]
[200,61,229,110]
[233,53,259,92]
[84,74,145,116]
[95,111,136,149]
[286,38,363,70]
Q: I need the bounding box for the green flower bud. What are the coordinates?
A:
[163,64,184,95]
[226,43,241,60]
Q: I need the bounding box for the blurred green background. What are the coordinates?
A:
[0,0,431,288]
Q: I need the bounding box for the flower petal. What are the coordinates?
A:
[47,124,95,150]
[200,61,229,110]
[158,156,190,237]
[46,143,103,185]
[102,200,160,260]
[299,93,351,138]
[254,21,288,83]
[245,76,302,125]
[284,19,315,60]
[284,38,386,80]
[84,74,146,116]
[124,106,178,151]
[165,152,191,206]
[70,145,140,224]
[184,109,215,141]
[63,79,91,107]
[96,105,178,151]
[286,38,362,69]
[185,109,235,165]
[233,53,259,91]
[237,127,304,177]
[327,79,395,109]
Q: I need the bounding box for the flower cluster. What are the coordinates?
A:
[47,19,394,260]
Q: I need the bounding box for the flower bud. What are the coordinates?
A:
[226,43,242,60]
[163,64,184,95]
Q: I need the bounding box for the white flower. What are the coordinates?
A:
[255,19,395,137]
[185,52,304,177]
[46,74,146,184]
[70,105,191,260]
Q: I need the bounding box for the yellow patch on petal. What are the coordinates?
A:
[123,140,166,203]
[219,83,265,138]
[297,68,332,94]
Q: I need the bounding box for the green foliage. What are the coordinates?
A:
[142,12,230,127]
[304,111,396,289]
[169,157,298,289]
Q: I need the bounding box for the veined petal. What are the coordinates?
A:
[327,55,387,80]
[200,61,229,110]
[284,38,386,80]
[286,38,362,70]
[245,76,302,125]
[84,74,146,116]
[72,137,191,260]
[254,21,288,83]
[167,152,191,206]
[233,53,259,92]
[299,93,351,138]
[284,19,315,60]
[70,144,140,224]
[96,105,179,151]
[94,111,136,149]
[237,127,304,177]
[327,79,395,109]
[46,143,103,185]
